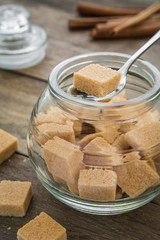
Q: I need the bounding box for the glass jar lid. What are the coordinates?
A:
[0,4,48,69]
[0,4,30,38]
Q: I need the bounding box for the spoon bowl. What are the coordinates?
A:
[67,30,160,101]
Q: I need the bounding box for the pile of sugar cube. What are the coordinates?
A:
[36,104,160,201]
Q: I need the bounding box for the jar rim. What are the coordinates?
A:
[48,52,160,108]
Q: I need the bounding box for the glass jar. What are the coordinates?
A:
[27,52,160,215]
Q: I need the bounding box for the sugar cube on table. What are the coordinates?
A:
[73,64,121,97]
[42,136,84,194]
[17,212,67,240]
[78,169,117,200]
[0,129,18,164]
[0,180,33,217]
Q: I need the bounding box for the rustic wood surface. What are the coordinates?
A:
[0,0,160,239]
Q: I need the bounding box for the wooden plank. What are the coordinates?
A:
[0,153,160,240]
[0,70,47,155]
[28,0,148,12]
[1,0,159,81]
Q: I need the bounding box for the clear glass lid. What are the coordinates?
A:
[0,4,48,69]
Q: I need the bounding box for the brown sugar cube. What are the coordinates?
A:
[136,108,160,128]
[94,122,120,133]
[125,122,160,150]
[84,137,117,155]
[112,134,130,152]
[122,151,141,163]
[110,90,127,103]
[78,132,105,147]
[71,120,82,136]
[63,111,82,136]
[0,180,33,217]
[78,169,117,201]
[37,123,75,143]
[110,96,126,103]
[42,137,84,194]
[35,107,70,126]
[101,90,126,103]
[146,158,157,172]
[141,158,158,173]
[114,160,159,198]
[109,89,126,103]
[73,64,121,97]
[0,129,18,164]
[94,124,120,144]
[35,105,82,143]
[119,121,137,133]
[83,137,122,167]
[36,106,81,136]
[103,126,121,144]
[17,212,67,240]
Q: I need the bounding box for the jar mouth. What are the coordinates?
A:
[48,52,160,122]
[49,52,160,107]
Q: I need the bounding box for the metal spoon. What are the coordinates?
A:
[67,30,160,101]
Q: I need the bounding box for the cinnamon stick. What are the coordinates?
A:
[95,15,160,34]
[69,16,129,30]
[113,2,160,35]
[77,1,142,16]
[91,19,160,39]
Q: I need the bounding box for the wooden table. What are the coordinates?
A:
[0,0,160,239]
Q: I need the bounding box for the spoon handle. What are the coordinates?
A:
[121,30,160,75]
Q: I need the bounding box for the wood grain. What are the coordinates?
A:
[0,154,160,240]
[20,0,150,12]
[0,70,47,155]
